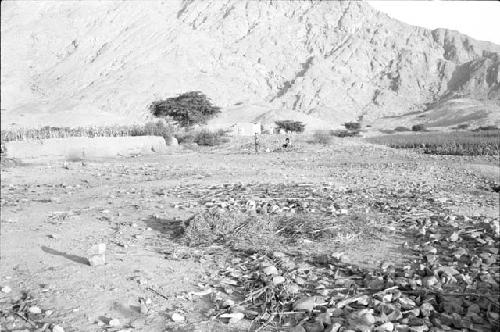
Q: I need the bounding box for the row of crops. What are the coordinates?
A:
[368,130,500,156]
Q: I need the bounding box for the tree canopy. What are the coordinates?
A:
[149,91,221,127]
[275,120,306,133]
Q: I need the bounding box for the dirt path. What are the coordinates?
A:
[1,140,498,331]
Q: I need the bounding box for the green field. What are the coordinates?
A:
[368,130,500,156]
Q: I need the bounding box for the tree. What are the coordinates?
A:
[412,124,426,131]
[275,120,306,133]
[149,91,221,127]
[344,122,361,131]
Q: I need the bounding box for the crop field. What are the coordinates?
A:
[368,130,500,156]
[0,122,175,142]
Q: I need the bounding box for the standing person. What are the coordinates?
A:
[254,133,259,153]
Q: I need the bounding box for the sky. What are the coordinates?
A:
[367,1,500,45]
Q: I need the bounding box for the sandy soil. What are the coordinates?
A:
[1,137,498,331]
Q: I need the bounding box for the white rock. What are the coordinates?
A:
[220,312,245,323]
[88,255,106,266]
[262,265,278,275]
[52,325,65,332]
[88,243,106,255]
[272,276,285,285]
[28,306,42,314]
[1,286,12,293]
[108,318,121,327]
[171,313,185,322]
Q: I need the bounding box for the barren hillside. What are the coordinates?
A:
[1,0,499,129]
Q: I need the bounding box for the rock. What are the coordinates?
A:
[139,298,148,314]
[88,243,106,255]
[1,286,12,293]
[29,306,42,314]
[325,322,342,332]
[398,297,416,310]
[52,325,64,332]
[466,304,480,316]
[88,255,106,266]
[348,309,376,331]
[420,303,434,317]
[49,234,61,239]
[220,312,244,323]
[376,322,395,331]
[422,276,438,288]
[171,313,185,322]
[408,326,428,332]
[108,319,121,327]
[315,312,331,327]
[87,243,106,266]
[284,283,300,294]
[293,296,325,312]
[302,321,324,332]
[394,324,409,332]
[272,276,285,285]
[262,265,278,275]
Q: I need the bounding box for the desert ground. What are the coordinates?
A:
[1,136,499,332]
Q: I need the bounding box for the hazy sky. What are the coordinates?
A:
[367,1,500,45]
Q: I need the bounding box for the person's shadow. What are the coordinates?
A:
[41,246,89,265]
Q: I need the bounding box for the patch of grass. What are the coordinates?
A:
[368,130,500,156]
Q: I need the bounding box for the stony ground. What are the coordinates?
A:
[1,137,499,332]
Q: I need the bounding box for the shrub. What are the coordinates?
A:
[149,91,221,127]
[475,125,499,131]
[412,124,426,131]
[331,130,358,138]
[311,131,333,145]
[275,120,306,133]
[394,126,410,132]
[344,122,361,131]
[453,124,470,130]
[194,129,229,146]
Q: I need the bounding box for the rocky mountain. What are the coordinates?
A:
[1,0,499,130]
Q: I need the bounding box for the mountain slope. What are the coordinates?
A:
[1,0,499,129]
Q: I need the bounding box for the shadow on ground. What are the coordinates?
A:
[144,216,188,240]
[41,246,89,265]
